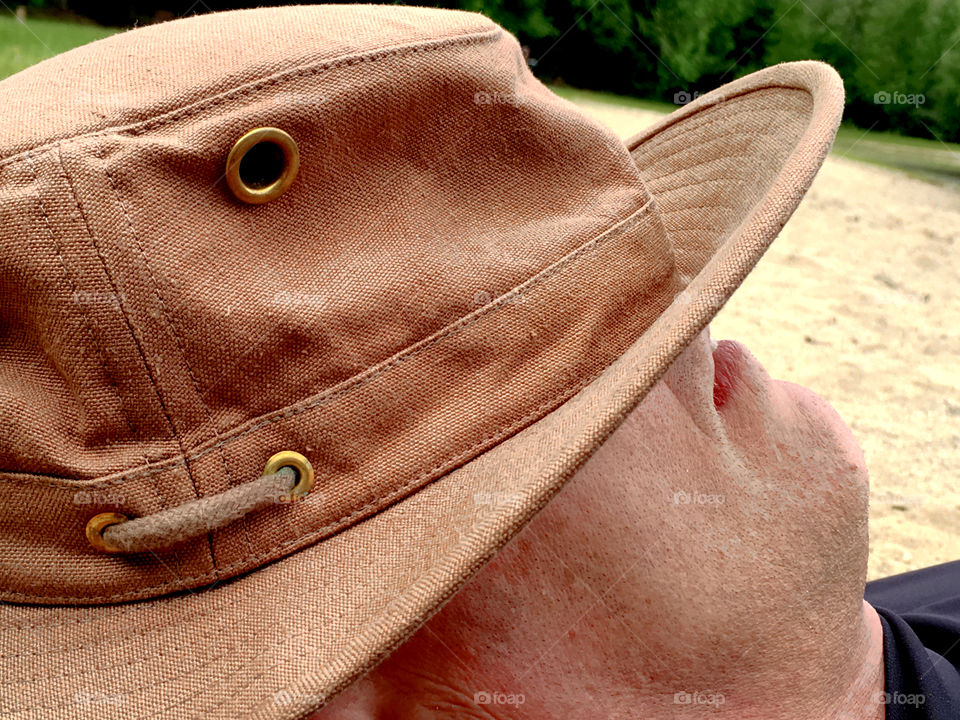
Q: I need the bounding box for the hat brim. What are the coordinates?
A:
[0,61,843,720]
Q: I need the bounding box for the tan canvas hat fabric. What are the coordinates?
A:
[0,4,844,718]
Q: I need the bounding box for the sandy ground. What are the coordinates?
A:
[570,98,960,581]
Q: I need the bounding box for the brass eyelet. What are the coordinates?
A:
[225,127,300,204]
[263,450,314,501]
[85,512,129,553]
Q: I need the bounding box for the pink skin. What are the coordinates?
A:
[317,327,886,719]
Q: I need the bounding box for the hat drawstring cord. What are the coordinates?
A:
[86,466,298,554]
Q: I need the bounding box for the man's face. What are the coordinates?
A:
[320,327,874,718]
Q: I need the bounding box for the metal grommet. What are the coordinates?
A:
[225,127,300,204]
[263,450,314,501]
[85,512,129,553]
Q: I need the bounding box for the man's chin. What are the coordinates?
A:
[777,379,868,472]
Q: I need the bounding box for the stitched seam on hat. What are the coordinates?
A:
[654,175,752,197]
[630,85,813,156]
[647,130,790,188]
[53,143,192,583]
[639,89,811,161]
[0,646,224,714]
[642,95,765,152]
[23,151,151,477]
[0,27,505,168]
[54,141,209,580]
[661,202,739,215]
[20,150,186,583]
[649,132,795,199]
[0,198,652,489]
[91,140,250,560]
[646,129,786,183]
[645,112,784,158]
[0,202,656,603]
[3,589,235,659]
[55,142,192,479]
[0,345,581,660]
[0,355,605,607]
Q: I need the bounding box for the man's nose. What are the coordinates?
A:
[660,327,727,442]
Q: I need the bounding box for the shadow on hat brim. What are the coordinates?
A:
[0,61,843,720]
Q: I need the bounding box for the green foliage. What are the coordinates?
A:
[506,0,960,142]
[0,13,115,80]
[468,0,959,142]
[927,23,960,142]
[1,0,958,141]
[644,0,762,82]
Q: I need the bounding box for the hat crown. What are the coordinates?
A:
[0,5,495,155]
[0,5,669,602]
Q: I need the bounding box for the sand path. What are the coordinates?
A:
[571,97,960,580]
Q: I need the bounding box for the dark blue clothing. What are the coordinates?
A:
[865,560,960,718]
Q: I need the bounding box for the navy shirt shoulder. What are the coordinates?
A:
[866,560,960,719]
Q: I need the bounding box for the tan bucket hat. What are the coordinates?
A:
[0,4,843,718]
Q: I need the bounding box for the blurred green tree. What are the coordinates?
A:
[9,0,960,141]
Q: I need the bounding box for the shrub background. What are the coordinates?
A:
[17,0,960,142]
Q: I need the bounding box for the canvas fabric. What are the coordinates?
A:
[0,4,844,718]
